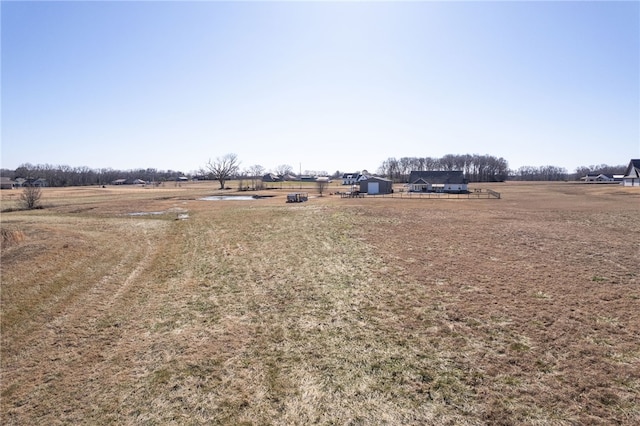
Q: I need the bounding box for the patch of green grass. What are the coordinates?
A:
[151,368,171,386]
[501,375,522,386]
[1,383,20,399]
[509,342,530,352]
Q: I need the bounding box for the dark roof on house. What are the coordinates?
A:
[584,173,613,179]
[262,173,279,182]
[408,171,466,185]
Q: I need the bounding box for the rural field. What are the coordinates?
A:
[1,181,639,425]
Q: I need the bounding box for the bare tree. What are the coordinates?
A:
[316,178,329,197]
[20,184,42,209]
[205,154,240,189]
[248,164,265,190]
[275,164,293,179]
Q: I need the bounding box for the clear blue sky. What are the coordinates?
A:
[2,1,638,175]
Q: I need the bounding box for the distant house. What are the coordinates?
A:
[111,178,146,185]
[622,159,640,187]
[342,173,368,185]
[300,175,317,182]
[359,177,393,195]
[262,173,280,182]
[408,171,468,193]
[582,173,615,183]
[9,178,48,188]
[0,177,15,189]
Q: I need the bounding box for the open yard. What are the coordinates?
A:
[1,182,639,424]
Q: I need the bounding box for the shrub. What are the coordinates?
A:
[20,184,42,210]
[1,228,25,246]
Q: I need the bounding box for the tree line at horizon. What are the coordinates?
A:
[0,156,629,187]
[377,154,510,182]
[377,155,628,182]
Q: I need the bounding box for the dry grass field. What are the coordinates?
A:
[1,181,639,425]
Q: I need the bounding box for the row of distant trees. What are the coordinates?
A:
[1,155,335,190]
[376,155,628,182]
[511,165,569,181]
[1,156,629,188]
[512,163,627,181]
[377,154,510,182]
[1,163,188,187]
[573,164,628,179]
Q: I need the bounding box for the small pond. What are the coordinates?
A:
[198,195,271,201]
[127,211,165,216]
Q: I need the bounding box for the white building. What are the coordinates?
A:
[622,159,640,187]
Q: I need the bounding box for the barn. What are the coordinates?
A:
[359,177,393,195]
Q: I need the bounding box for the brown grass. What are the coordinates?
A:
[1,182,639,424]
[1,229,25,246]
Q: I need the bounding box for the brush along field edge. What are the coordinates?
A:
[1,184,639,424]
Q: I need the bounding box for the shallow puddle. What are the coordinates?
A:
[198,195,270,201]
[127,211,165,216]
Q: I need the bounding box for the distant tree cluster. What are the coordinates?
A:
[513,164,627,181]
[239,164,266,190]
[512,165,568,181]
[574,164,627,179]
[377,154,509,182]
[2,163,188,187]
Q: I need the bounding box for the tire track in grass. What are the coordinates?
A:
[1,218,168,423]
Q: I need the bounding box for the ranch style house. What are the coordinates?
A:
[581,174,619,183]
[408,171,468,193]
